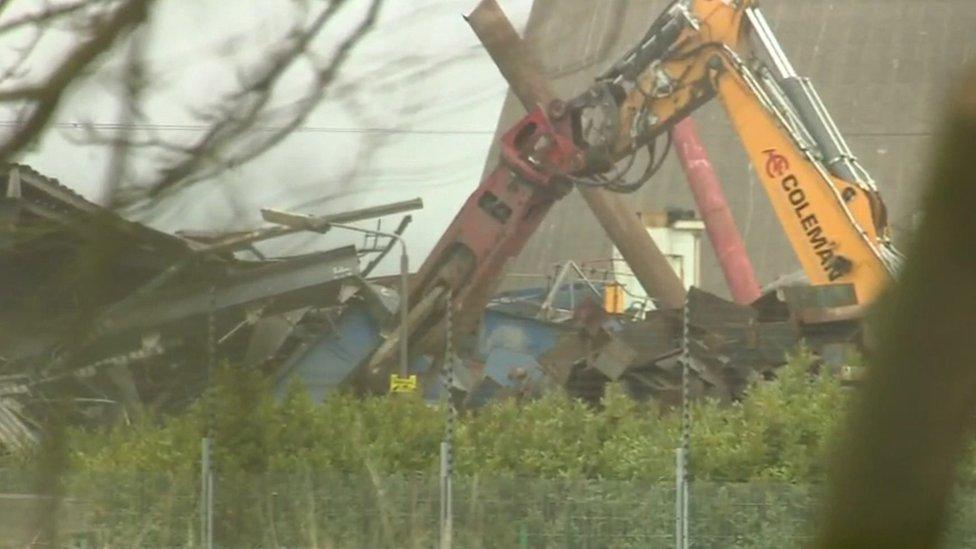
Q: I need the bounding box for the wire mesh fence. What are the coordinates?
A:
[2,472,675,548]
[0,471,871,548]
[9,471,976,547]
[687,482,819,548]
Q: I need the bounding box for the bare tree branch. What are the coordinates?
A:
[0,29,41,84]
[61,0,395,215]
[0,0,93,35]
[101,25,148,203]
[0,0,154,162]
[0,0,16,22]
[152,0,385,189]
[113,0,382,206]
[0,84,45,101]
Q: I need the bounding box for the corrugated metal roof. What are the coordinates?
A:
[492,0,976,297]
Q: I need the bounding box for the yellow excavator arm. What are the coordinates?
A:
[571,0,900,303]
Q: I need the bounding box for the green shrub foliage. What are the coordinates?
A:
[59,348,848,483]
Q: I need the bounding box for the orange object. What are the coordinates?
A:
[604,282,626,314]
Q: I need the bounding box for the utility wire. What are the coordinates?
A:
[0,120,497,135]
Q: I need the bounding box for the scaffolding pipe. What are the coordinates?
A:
[671,118,761,304]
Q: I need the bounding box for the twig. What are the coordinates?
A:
[102,26,148,205]
[0,30,41,84]
[0,0,153,162]
[0,0,92,35]
[128,0,383,205]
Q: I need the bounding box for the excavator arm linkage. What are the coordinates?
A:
[586,0,899,302]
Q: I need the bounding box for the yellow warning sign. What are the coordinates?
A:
[604,283,625,314]
[389,374,418,394]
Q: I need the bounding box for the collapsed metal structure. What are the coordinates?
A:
[0,155,864,450]
[0,165,409,448]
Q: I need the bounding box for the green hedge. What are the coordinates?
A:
[2,349,919,546]
[61,348,848,484]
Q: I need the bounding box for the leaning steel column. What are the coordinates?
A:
[467,0,686,310]
[672,118,762,304]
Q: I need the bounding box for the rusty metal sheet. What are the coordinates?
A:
[797,304,869,325]
[543,285,865,404]
[591,337,637,381]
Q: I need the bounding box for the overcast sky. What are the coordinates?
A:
[2,0,534,274]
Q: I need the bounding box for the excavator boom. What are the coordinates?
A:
[580,0,900,302]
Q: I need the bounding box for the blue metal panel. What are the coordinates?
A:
[478,309,562,387]
[275,303,380,401]
[279,285,588,402]
[275,302,432,401]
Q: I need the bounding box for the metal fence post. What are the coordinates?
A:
[199,287,215,549]
[439,291,455,549]
[439,442,453,549]
[676,291,693,549]
[675,448,686,549]
[681,449,691,549]
[200,437,213,549]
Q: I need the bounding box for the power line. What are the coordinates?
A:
[0,120,496,136]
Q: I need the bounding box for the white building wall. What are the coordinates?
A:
[611,220,704,312]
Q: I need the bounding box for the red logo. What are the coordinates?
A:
[763,149,790,178]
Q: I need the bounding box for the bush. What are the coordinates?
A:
[45,349,851,482]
